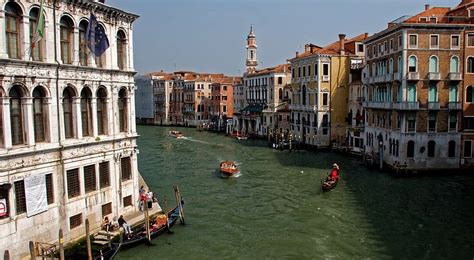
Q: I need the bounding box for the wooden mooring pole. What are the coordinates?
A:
[85,219,92,260]
[59,229,65,260]
[29,241,36,260]
[174,185,185,225]
[144,200,151,241]
[3,250,9,260]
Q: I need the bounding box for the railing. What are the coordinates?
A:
[322,75,330,82]
[428,72,441,81]
[385,74,393,82]
[427,102,440,110]
[449,72,462,81]
[407,72,419,81]
[363,101,392,109]
[392,102,420,110]
[448,102,462,110]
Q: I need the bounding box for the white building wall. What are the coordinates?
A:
[0,1,139,258]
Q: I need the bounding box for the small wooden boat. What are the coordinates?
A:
[169,130,184,139]
[236,135,248,140]
[119,206,181,250]
[322,166,340,192]
[64,234,122,260]
[220,161,240,177]
[321,178,338,191]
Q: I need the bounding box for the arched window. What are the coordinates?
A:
[449,84,458,102]
[429,56,438,73]
[80,87,92,137]
[118,89,128,132]
[467,57,474,73]
[408,56,417,72]
[428,140,436,158]
[33,86,47,142]
[117,30,127,70]
[63,87,75,138]
[29,8,43,61]
[389,58,394,74]
[278,88,283,100]
[448,140,456,158]
[9,86,25,145]
[97,88,107,135]
[5,2,22,59]
[397,56,402,74]
[79,20,88,66]
[450,56,459,73]
[467,86,473,103]
[407,140,415,158]
[60,16,74,64]
[396,140,399,156]
[302,85,307,106]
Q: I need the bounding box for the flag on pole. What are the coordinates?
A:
[31,0,45,50]
[86,13,110,57]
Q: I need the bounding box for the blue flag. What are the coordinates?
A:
[86,13,109,56]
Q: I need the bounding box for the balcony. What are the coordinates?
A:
[363,101,392,109]
[385,74,393,82]
[428,72,441,81]
[407,72,419,81]
[367,77,375,84]
[322,75,330,82]
[449,72,462,81]
[392,102,419,110]
[427,102,440,110]
[448,102,462,110]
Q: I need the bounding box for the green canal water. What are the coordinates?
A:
[117,125,474,259]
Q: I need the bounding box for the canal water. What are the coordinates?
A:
[117,125,474,259]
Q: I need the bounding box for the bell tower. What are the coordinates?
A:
[246,25,258,74]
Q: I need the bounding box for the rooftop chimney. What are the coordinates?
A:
[425,4,430,10]
[339,34,346,56]
[296,51,299,57]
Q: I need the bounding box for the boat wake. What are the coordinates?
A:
[181,137,211,145]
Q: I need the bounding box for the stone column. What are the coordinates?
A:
[22,15,30,61]
[72,27,80,66]
[23,97,35,146]
[44,97,53,143]
[74,97,82,139]
[1,97,12,148]
[91,97,98,137]
[129,86,136,134]
[0,10,7,58]
[127,25,134,71]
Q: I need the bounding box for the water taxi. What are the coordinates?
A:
[169,130,184,139]
[219,161,240,177]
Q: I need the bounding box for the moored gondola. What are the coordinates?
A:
[117,206,180,250]
[64,234,122,260]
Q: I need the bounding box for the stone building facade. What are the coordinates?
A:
[363,2,473,171]
[289,34,367,149]
[0,0,139,258]
[135,74,154,125]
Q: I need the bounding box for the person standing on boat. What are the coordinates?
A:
[329,164,340,182]
[118,215,132,238]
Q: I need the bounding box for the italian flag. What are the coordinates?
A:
[31,0,45,49]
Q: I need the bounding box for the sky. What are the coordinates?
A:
[108,0,459,76]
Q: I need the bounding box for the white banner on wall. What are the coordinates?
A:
[25,174,48,217]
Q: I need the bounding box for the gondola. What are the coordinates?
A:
[64,234,122,260]
[322,164,340,192]
[321,178,338,191]
[118,206,180,250]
